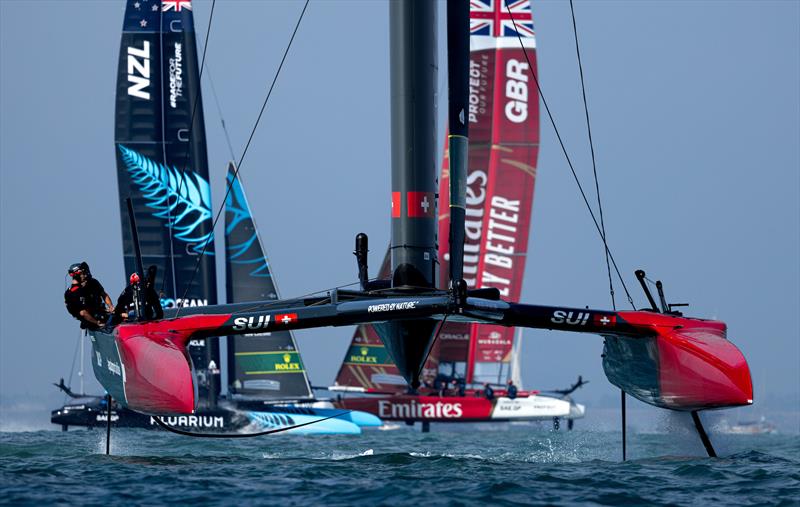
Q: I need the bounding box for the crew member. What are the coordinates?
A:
[483,383,494,401]
[64,262,114,330]
[112,266,163,324]
[506,379,518,400]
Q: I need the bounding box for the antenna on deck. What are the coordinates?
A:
[354,233,369,291]
[635,269,659,312]
[126,197,145,321]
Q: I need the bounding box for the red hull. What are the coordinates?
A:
[603,312,753,411]
[114,315,229,414]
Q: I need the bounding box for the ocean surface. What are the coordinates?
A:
[1,422,798,506]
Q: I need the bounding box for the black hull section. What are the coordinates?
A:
[51,397,245,432]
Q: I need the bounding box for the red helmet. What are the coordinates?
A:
[129,273,140,284]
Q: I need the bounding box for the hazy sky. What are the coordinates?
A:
[1,1,798,424]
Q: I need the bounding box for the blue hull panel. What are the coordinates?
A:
[245,412,361,435]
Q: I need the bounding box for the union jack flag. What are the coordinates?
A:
[162,0,192,12]
[470,0,534,38]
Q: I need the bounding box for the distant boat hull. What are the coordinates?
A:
[335,394,583,423]
[51,396,366,435]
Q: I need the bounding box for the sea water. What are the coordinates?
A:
[1,424,797,506]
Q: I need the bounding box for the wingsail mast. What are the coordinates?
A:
[114,0,219,405]
[375,0,442,389]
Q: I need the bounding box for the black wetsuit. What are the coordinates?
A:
[112,283,163,325]
[64,278,109,330]
[507,384,518,400]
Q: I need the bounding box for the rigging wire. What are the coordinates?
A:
[160,0,217,296]
[205,63,238,163]
[177,0,310,317]
[64,330,82,402]
[569,0,615,311]
[504,0,635,309]
[152,410,352,438]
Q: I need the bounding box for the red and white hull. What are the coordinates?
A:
[336,394,583,423]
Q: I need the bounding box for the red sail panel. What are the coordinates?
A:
[439,6,540,385]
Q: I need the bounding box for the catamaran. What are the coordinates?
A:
[86,0,752,457]
[53,0,379,435]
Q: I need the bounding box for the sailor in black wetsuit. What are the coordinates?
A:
[64,262,114,330]
[112,265,163,325]
[506,379,518,400]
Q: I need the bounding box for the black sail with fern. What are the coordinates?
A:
[224,164,314,400]
[114,0,219,405]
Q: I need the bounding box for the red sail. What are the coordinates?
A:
[439,6,539,385]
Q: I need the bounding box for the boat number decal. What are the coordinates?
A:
[127,41,151,100]
[232,315,271,332]
[551,310,590,326]
[368,301,419,313]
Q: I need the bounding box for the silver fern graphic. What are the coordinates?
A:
[119,145,214,252]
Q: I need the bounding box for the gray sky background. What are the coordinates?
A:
[1,1,798,429]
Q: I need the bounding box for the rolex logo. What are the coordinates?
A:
[283,353,291,363]
[360,347,368,356]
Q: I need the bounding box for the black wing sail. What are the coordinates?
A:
[224,164,314,400]
[114,0,219,402]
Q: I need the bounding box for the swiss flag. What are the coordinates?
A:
[276,313,298,325]
[407,191,435,218]
[391,192,401,218]
[593,314,616,327]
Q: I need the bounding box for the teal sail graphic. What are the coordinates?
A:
[224,163,313,399]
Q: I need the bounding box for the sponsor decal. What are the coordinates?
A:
[96,351,102,367]
[275,353,301,372]
[149,415,224,428]
[467,57,489,123]
[106,359,122,376]
[276,313,297,325]
[232,315,271,332]
[127,41,151,100]
[349,347,378,364]
[593,313,617,327]
[378,399,464,419]
[168,43,183,108]
[161,297,208,309]
[96,413,120,422]
[551,310,590,326]
[367,301,419,313]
